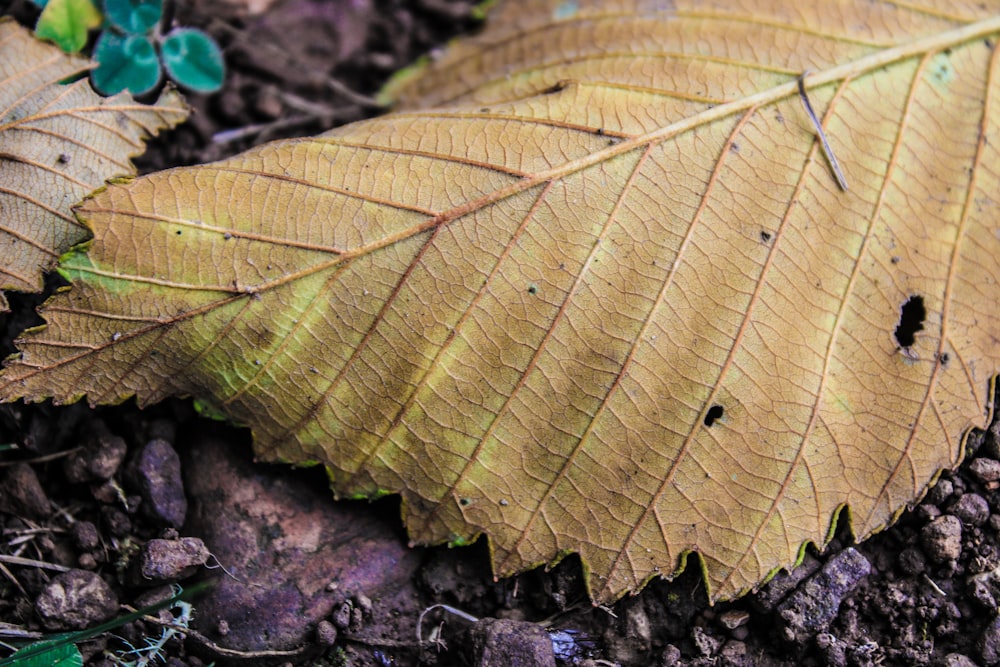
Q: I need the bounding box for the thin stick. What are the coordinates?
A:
[797,72,849,191]
[0,554,70,572]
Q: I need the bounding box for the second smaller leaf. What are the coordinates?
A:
[91,31,161,95]
[104,0,163,35]
[34,0,101,52]
[160,28,224,93]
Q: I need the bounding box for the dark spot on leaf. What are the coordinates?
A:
[176,230,182,235]
[760,230,772,243]
[891,256,900,264]
[527,284,538,295]
[57,153,70,164]
[704,404,724,427]
[730,142,740,153]
[459,497,471,506]
[542,80,569,95]
[939,352,950,367]
[894,295,926,349]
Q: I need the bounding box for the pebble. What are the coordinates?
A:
[753,553,822,612]
[926,479,954,505]
[464,618,556,667]
[125,439,187,528]
[921,515,963,563]
[776,547,872,644]
[951,493,990,526]
[130,537,209,586]
[660,644,682,666]
[35,569,119,630]
[942,652,980,667]
[315,619,337,646]
[70,520,100,551]
[969,567,1000,609]
[0,462,51,520]
[332,601,352,630]
[692,626,721,657]
[981,421,1000,459]
[63,429,127,484]
[970,458,1000,484]
[980,616,1000,666]
[718,639,749,667]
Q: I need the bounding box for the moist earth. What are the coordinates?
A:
[2,1,1000,665]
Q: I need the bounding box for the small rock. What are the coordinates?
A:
[970,458,1000,484]
[921,515,963,563]
[816,633,848,667]
[719,609,749,631]
[981,421,1000,459]
[0,463,51,520]
[130,537,209,586]
[125,439,187,528]
[941,652,980,667]
[927,479,954,505]
[70,521,100,551]
[753,553,822,612]
[77,553,97,569]
[980,617,1000,666]
[776,547,872,644]
[354,593,373,618]
[660,644,682,667]
[969,567,1000,609]
[316,619,337,646]
[951,493,990,526]
[35,570,118,630]
[718,639,749,667]
[63,429,127,484]
[464,618,556,667]
[692,626,721,657]
[101,505,132,538]
[332,602,352,630]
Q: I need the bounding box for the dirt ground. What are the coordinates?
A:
[2,1,1000,666]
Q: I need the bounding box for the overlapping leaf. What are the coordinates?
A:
[0,18,187,311]
[4,0,1000,602]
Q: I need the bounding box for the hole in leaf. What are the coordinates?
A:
[894,295,925,348]
[459,497,471,507]
[527,284,538,295]
[760,230,772,243]
[704,405,724,427]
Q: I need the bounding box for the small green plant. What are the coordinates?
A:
[30,0,224,95]
[0,584,207,667]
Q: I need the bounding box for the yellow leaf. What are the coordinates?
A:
[4,0,1000,602]
[0,18,188,311]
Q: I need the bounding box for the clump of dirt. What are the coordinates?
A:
[3,2,1000,666]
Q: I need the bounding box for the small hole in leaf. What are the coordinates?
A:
[894,295,926,348]
[459,497,471,507]
[527,284,538,295]
[760,231,772,243]
[704,404,724,427]
[939,352,950,367]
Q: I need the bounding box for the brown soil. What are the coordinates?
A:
[2,2,1000,666]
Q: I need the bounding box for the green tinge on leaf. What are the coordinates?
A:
[104,0,163,35]
[34,0,101,53]
[160,28,225,93]
[4,640,83,667]
[91,30,161,95]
